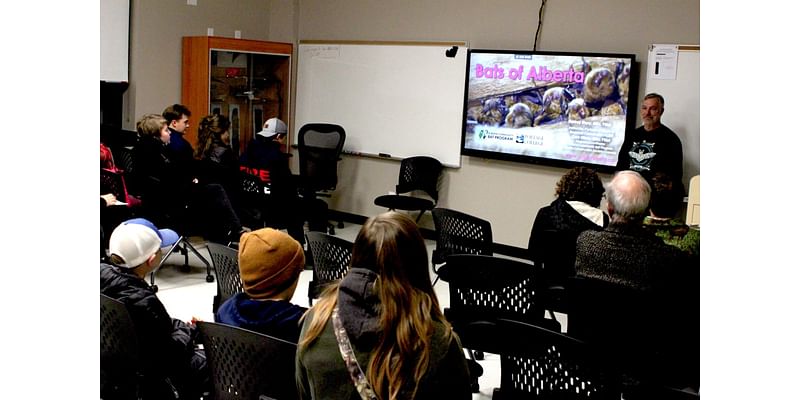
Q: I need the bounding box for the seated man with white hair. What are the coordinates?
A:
[573,170,698,393]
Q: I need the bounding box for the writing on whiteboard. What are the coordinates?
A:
[302,45,340,59]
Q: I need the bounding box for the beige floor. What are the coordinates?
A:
[153,221,567,400]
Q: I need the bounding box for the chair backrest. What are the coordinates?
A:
[306,231,353,301]
[431,208,493,265]
[529,228,580,286]
[101,293,141,398]
[567,276,666,384]
[396,156,443,202]
[197,321,298,400]
[207,242,243,312]
[445,254,554,337]
[114,146,136,174]
[489,318,620,400]
[298,123,346,192]
[101,168,128,203]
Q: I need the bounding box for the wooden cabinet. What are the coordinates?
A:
[182,36,292,155]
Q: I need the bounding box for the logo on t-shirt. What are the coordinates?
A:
[628,141,656,172]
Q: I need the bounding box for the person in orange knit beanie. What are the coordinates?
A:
[214,227,308,342]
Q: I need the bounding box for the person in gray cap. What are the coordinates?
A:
[101,218,210,399]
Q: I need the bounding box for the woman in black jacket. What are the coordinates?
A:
[528,166,609,286]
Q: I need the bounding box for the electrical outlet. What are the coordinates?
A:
[234,30,241,39]
[207,27,214,36]
[187,0,197,5]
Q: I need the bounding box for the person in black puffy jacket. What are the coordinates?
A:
[100,218,209,399]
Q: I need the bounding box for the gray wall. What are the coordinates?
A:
[123,0,699,248]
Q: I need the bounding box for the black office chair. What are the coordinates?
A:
[297,123,346,235]
[486,318,621,400]
[430,207,493,285]
[374,156,443,222]
[305,231,353,305]
[197,321,298,400]
[207,242,242,314]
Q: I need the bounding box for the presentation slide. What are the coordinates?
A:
[463,51,635,169]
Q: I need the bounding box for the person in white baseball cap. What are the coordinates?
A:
[255,117,288,139]
[239,117,306,245]
[107,217,179,272]
[101,218,210,398]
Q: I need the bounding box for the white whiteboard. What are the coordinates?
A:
[296,41,468,167]
[645,45,699,190]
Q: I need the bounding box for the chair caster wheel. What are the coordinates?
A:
[206,275,215,283]
[473,350,484,360]
[337,221,344,229]
[151,285,159,293]
[328,227,335,235]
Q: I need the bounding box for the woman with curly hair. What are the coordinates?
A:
[193,114,246,214]
[528,166,608,287]
[194,114,238,189]
[296,212,471,400]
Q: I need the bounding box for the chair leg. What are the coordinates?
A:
[150,236,187,291]
[149,237,215,290]
[181,239,214,283]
